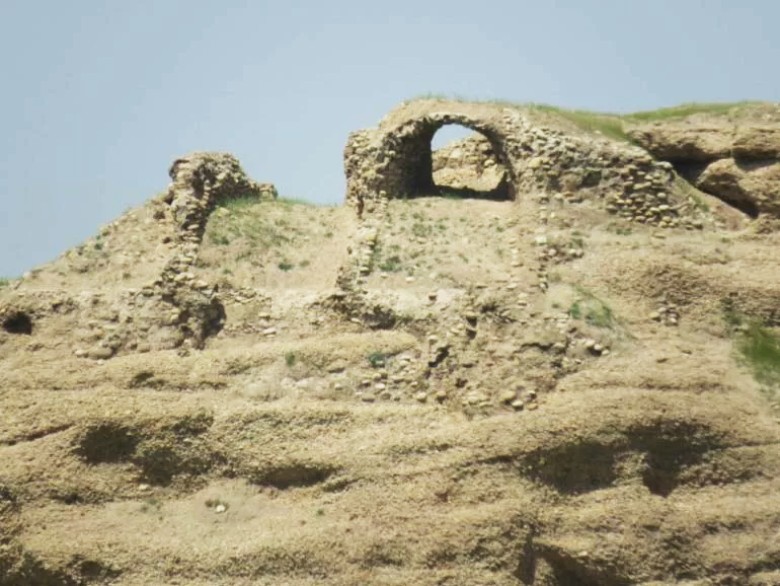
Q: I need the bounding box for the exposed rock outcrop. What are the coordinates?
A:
[697,158,780,218]
[628,119,780,218]
[431,134,507,195]
[627,125,733,162]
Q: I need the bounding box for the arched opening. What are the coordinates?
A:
[430,126,511,201]
[378,117,514,202]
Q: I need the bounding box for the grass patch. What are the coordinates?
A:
[285,352,297,367]
[278,260,294,272]
[723,305,780,405]
[738,322,780,385]
[207,200,304,251]
[278,196,315,207]
[378,254,403,273]
[569,288,615,328]
[217,194,264,212]
[0,278,10,289]
[370,243,404,273]
[411,222,432,238]
[367,352,388,368]
[406,94,760,142]
[528,104,629,141]
[623,102,757,122]
[407,94,629,140]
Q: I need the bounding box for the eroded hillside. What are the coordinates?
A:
[1,99,780,585]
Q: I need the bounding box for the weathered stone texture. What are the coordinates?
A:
[698,158,780,218]
[431,134,506,194]
[627,126,733,161]
[344,99,692,229]
[629,121,780,218]
[0,152,274,359]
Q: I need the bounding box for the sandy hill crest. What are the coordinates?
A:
[1,99,780,585]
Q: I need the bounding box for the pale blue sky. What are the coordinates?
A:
[1,0,778,276]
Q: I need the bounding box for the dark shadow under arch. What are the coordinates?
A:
[378,114,516,202]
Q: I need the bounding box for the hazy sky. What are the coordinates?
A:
[1,0,778,276]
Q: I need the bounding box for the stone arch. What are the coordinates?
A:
[344,99,690,229]
[375,113,517,201]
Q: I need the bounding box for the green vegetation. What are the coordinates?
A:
[0,277,10,289]
[209,199,301,249]
[277,196,315,207]
[285,352,297,367]
[278,260,294,272]
[528,104,629,141]
[408,94,759,143]
[723,304,780,405]
[370,242,404,273]
[569,288,615,328]
[378,254,403,272]
[411,221,432,238]
[216,194,314,212]
[367,351,388,368]
[623,102,757,122]
[216,194,264,212]
[738,322,780,386]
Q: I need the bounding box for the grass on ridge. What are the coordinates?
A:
[216,195,316,212]
[406,94,760,142]
[217,194,264,212]
[209,196,306,248]
[527,104,629,141]
[623,102,758,122]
